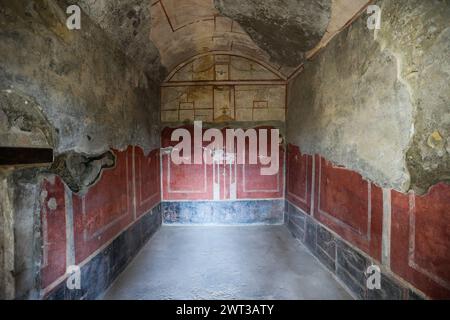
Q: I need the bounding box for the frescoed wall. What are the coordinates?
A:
[161,126,285,225]
[160,53,287,224]
[391,185,450,299]
[286,144,450,299]
[40,147,161,297]
[161,126,284,202]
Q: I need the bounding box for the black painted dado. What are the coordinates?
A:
[45,204,162,300]
[316,227,336,272]
[336,239,370,299]
[163,200,284,225]
[286,202,306,240]
[285,200,425,300]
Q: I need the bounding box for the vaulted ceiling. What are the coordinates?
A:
[79,0,370,80]
[149,0,283,78]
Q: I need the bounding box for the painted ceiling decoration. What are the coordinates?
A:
[164,53,286,82]
[78,0,371,80]
[160,54,287,124]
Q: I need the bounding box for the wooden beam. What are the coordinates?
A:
[0,147,54,166]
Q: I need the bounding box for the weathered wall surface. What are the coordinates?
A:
[77,0,164,77]
[287,0,450,193]
[8,169,43,299]
[0,0,163,299]
[214,0,332,67]
[377,0,450,193]
[0,0,162,155]
[0,173,15,300]
[0,91,56,149]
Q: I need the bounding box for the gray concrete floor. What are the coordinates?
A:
[103,225,352,300]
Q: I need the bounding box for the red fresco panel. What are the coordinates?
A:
[134,147,161,217]
[286,144,312,213]
[41,177,67,289]
[391,183,450,299]
[73,147,134,264]
[236,151,284,199]
[162,125,283,200]
[162,126,213,200]
[236,127,284,199]
[163,159,212,200]
[313,155,383,261]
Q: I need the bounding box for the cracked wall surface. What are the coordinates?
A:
[214,0,332,67]
[287,0,450,193]
[0,0,162,156]
[1,91,56,149]
[376,0,450,194]
[50,151,115,194]
[0,173,15,300]
[0,0,163,299]
[76,0,165,78]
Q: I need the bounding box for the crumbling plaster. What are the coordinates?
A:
[287,0,450,193]
[0,0,164,299]
[0,0,162,156]
[76,0,165,78]
[377,0,450,193]
[214,0,332,67]
[0,172,15,300]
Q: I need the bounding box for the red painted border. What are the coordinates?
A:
[162,126,284,201]
[286,144,312,214]
[313,155,383,261]
[135,147,161,217]
[41,146,162,290]
[391,184,450,299]
[40,177,67,288]
[73,147,134,263]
